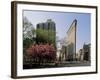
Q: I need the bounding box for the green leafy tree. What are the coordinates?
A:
[36,29,56,47]
[23,16,36,48]
[23,17,36,66]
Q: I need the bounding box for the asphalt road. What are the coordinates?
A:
[57,61,91,67]
[23,61,91,69]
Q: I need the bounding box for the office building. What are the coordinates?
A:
[36,19,56,47]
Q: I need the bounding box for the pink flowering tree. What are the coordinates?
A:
[26,44,56,64]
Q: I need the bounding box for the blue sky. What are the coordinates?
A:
[23,10,91,52]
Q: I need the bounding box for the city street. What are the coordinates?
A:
[57,61,91,67]
[23,61,91,69]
